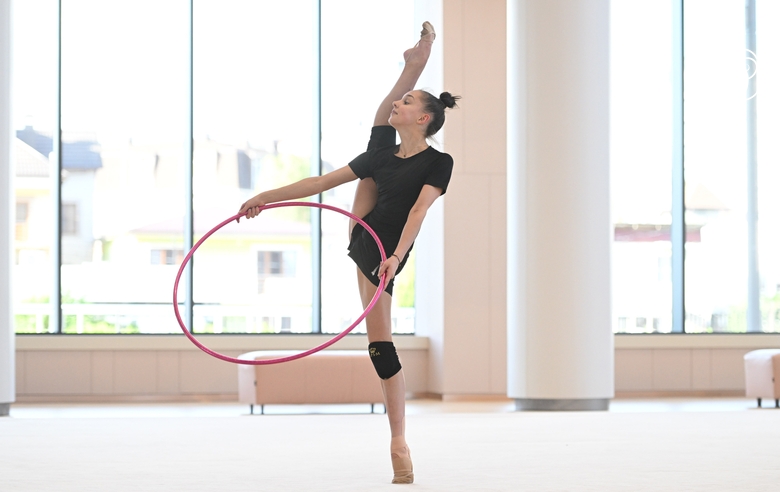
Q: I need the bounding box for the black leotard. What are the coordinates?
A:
[347,126,454,295]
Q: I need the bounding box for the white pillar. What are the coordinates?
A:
[507,0,613,411]
[0,0,15,416]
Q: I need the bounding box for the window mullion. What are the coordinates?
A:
[671,0,685,333]
[745,0,760,332]
[54,0,63,334]
[184,0,194,332]
[311,0,322,334]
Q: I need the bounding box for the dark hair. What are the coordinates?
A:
[421,91,461,137]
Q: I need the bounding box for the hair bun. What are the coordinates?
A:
[439,92,461,109]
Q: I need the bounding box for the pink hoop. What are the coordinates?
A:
[172,201,386,365]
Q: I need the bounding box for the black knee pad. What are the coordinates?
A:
[368,341,402,380]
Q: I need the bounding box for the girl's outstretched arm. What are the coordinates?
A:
[238,165,358,221]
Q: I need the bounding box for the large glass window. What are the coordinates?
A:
[612,0,780,333]
[610,1,675,333]
[12,0,57,333]
[683,0,749,332]
[320,0,415,334]
[191,0,317,334]
[58,0,189,334]
[684,0,779,333]
[12,0,417,335]
[755,2,780,333]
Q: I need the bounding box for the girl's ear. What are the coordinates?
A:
[417,113,431,125]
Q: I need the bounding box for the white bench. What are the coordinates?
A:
[237,350,385,414]
[744,349,780,408]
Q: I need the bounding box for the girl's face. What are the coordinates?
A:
[388,91,431,130]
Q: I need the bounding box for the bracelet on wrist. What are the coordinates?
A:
[391,254,401,263]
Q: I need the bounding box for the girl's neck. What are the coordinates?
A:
[396,130,429,158]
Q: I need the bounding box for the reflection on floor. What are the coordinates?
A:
[8,396,764,419]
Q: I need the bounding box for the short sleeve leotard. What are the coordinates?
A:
[347,126,454,295]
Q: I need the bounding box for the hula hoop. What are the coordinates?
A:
[172,201,387,365]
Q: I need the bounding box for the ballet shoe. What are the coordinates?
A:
[405,21,436,62]
[391,450,414,484]
[420,21,436,41]
[390,437,413,484]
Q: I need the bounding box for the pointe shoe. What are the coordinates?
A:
[405,21,436,62]
[391,450,414,484]
[420,21,436,41]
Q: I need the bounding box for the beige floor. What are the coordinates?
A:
[2,398,779,491]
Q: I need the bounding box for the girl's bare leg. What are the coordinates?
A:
[372,22,436,128]
[357,269,413,483]
[349,23,436,238]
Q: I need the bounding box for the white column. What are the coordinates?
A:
[0,0,15,416]
[507,0,613,411]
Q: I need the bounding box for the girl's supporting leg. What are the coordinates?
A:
[356,269,413,484]
[349,23,436,237]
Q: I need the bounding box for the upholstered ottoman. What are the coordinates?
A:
[237,350,384,414]
[744,349,780,408]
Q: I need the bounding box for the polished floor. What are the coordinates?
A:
[2,398,779,492]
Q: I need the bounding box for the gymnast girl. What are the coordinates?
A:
[238,22,458,484]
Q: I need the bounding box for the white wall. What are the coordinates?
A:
[15,335,779,400]
[432,0,508,397]
[14,336,428,401]
[614,335,780,394]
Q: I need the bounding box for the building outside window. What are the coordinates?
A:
[150,249,184,266]
[257,250,297,294]
[61,203,78,235]
[15,202,29,241]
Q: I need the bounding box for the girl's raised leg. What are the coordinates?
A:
[372,21,436,128]
[349,22,436,237]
